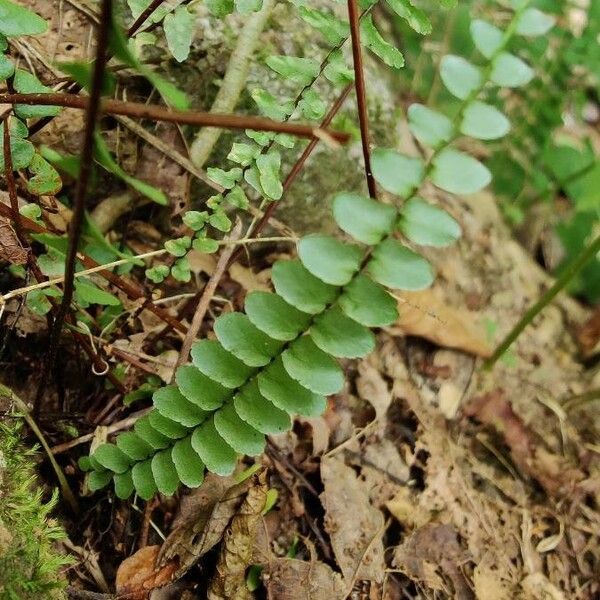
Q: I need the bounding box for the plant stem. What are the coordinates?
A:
[0,93,351,143]
[127,0,165,36]
[484,234,600,370]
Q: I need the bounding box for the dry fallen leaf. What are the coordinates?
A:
[0,218,27,265]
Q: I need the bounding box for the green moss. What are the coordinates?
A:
[0,422,70,599]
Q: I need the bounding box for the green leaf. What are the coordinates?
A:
[399,197,461,247]
[0,0,47,36]
[265,55,320,85]
[191,418,237,476]
[92,443,131,473]
[151,449,179,496]
[361,15,404,69]
[153,386,209,427]
[205,0,234,17]
[368,238,434,291]
[183,210,209,230]
[272,259,337,314]
[214,403,265,456]
[26,289,54,315]
[516,8,555,37]
[26,153,62,195]
[338,274,398,327]
[440,55,482,100]
[171,256,191,282]
[20,203,41,220]
[172,436,205,488]
[0,53,14,80]
[214,312,282,367]
[116,431,154,461]
[164,236,191,257]
[298,6,348,45]
[235,0,262,13]
[490,53,534,88]
[59,60,116,95]
[146,264,170,283]
[0,123,34,171]
[175,365,229,410]
[74,280,120,306]
[233,379,292,433]
[207,166,242,189]
[148,410,188,439]
[282,336,344,396]
[460,101,510,140]
[193,237,219,253]
[94,134,168,204]
[298,89,327,121]
[258,357,326,416]
[131,459,157,500]
[470,19,503,59]
[298,235,363,286]
[256,152,283,200]
[191,339,255,388]
[245,291,311,341]
[407,104,453,149]
[252,88,294,120]
[323,49,354,86]
[227,143,259,167]
[114,470,135,499]
[371,149,424,196]
[88,470,113,492]
[312,306,375,358]
[209,211,232,232]
[385,0,431,35]
[431,148,491,194]
[332,192,396,245]
[13,70,61,119]
[134,414,171,449]
[163,6,194,62]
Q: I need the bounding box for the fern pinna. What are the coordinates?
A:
[84,0,555,499]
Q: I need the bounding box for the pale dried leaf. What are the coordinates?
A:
[0,219,27,265]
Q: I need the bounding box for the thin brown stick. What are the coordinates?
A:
[347,0,377,199]
[174,220,243,370]
[0,93,351,143]
[127,0,165,36]
[35,0,113,415]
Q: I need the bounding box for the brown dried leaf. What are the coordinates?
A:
[0,218,27,265]
[577,307,600,358]
[320,455,386,584]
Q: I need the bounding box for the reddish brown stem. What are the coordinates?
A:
[0,93,351,143]
[127,0,165,36]
[347,0,377,199]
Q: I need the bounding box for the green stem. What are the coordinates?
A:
[484,234,600,370]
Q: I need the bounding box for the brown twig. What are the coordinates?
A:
[174,219,243,370]
[0,93,351,143]
[35,0,113,415]
[127,0,165,36]
[347,0,377,199]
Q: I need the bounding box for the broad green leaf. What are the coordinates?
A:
[0,0,47,36]
[0,53,14,80]
[175,365,229,410]
[265,55,320,85]
[258,357,326,416]
[282,336,344,396]
[183,210,209,231]
[490,53,534,88]
[298,235,363,286]
[228,143,259,167]
[207,167,242,189]
[153,386,208,427]
[214,312,282,367]
[407,104,453,148]
[114,470,134,499]
[399,197,461,247]
[191,418,237,476]
[246,129,273,147]
[272,259,337,314]
[134,414,171,449]
[171,257,191,282]
[225,186,249,209]
[234,379,292,433]
[431,148,491,194]
[148,410,188,439]
[339,274,398,326]
[361,15,404,69]
[205,0,234,17]
[385,0,431,35]
[88,470,112,492]
[132,459,157,500]
[323,49,354,86]
[151,449,179,496]
[368,238,434,291]
[311,306,375,358]
[26,153,62,195]
[163,6,194,62]
[74,279,121,307]
[440,55,482,100]
[235,0,262,13]
[209,211,232,232]
[516,8,555,37]
[191,339,255,388]
[13,70,61,119]
[146,264,170,283]
[116,431,153,461]
[245,291,311,341]
[252,88,294,120]
[371,149,424,196]
[470,19,503,59]
[0,123,35,171]
[298,89,327,121]
[460,101,510,140]
[93,443,131,473]
[298,6,348,45]
[256,152,283,200]
[172,436,205,488]
[94,134,168,205]
[214,403,265,456]
[193,237,219,254]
